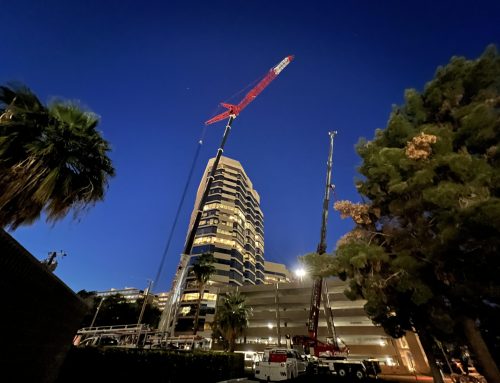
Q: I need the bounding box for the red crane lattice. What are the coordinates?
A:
[205,55,294,125]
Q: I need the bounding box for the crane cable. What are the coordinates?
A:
[152,123,209,292]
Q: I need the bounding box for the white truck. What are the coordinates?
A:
[312,356,380,380]
[254,348,308,381]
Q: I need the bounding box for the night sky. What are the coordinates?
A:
[2,0,499,293]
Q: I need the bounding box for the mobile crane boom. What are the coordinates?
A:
[294,132,382,378]
[307,131,337,341]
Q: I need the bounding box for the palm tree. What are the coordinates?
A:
[0,83,115,229]
[212,291,251,352]
[191,252,216,335]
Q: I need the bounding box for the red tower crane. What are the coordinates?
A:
[205,55,294,125]
[161,56,294,335]
[183,55,294,260]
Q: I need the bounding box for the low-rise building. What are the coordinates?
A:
[96,287,169,310]
[96,287,143,303]
[264,261,292,284]
[214,280,429,375]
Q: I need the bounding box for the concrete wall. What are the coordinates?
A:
[1,229,88,383]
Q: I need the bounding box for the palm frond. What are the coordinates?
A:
[0,83,115,229]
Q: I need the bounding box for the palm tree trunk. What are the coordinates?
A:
[417,330,444,383]
[229,332,236,353]
[193,284,204,335]
[462,316,500,383]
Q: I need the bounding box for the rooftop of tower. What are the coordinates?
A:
[207,155,261,203]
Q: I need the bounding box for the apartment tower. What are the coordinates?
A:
[175,156,265,333]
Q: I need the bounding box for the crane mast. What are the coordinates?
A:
[307,131,337,342]
[296,132,381,376]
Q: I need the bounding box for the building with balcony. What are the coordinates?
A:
[96,287,144,303]
[156,291,170,311]
[96,287,169,310]
[264,261,292,284]
[174,156,265,334]
[213,280,429,375]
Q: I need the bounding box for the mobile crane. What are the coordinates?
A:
[292,131,347,355]
[292,132,380,380]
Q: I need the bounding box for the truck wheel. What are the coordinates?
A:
[354,369,366,380]
[337,368,348,378]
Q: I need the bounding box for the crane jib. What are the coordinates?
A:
[205,55,294,125]
[273,56,293,75]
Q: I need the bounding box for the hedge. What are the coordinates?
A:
[56,347,244,383]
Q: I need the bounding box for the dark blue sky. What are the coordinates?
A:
[3,0,499,293]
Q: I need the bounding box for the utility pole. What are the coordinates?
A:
[275,283,281,346]
[136,279,153,347]
[90,296,105,328]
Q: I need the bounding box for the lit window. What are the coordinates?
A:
[399,336,409,349]
[182,292,217,301]
[182,293,200,301]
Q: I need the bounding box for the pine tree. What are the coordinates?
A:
[305,46,500,383]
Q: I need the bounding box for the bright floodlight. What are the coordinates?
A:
[295,268,306,278]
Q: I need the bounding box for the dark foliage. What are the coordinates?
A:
[56,347,244,383]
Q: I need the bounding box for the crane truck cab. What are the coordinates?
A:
[254,348,307,381]
[292,335,380,380]
[316,357,377,380]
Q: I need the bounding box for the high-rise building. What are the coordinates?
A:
[174,156,265,334]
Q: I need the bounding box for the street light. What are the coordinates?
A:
[41,250,67,272]
[294,268,306,282]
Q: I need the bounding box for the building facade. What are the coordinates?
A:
[214,280,429,375]
[156,291,170,311]
[96,287,144,303]
[264,261,292,284]
[96,287,169,311]
[175,156,265,334]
